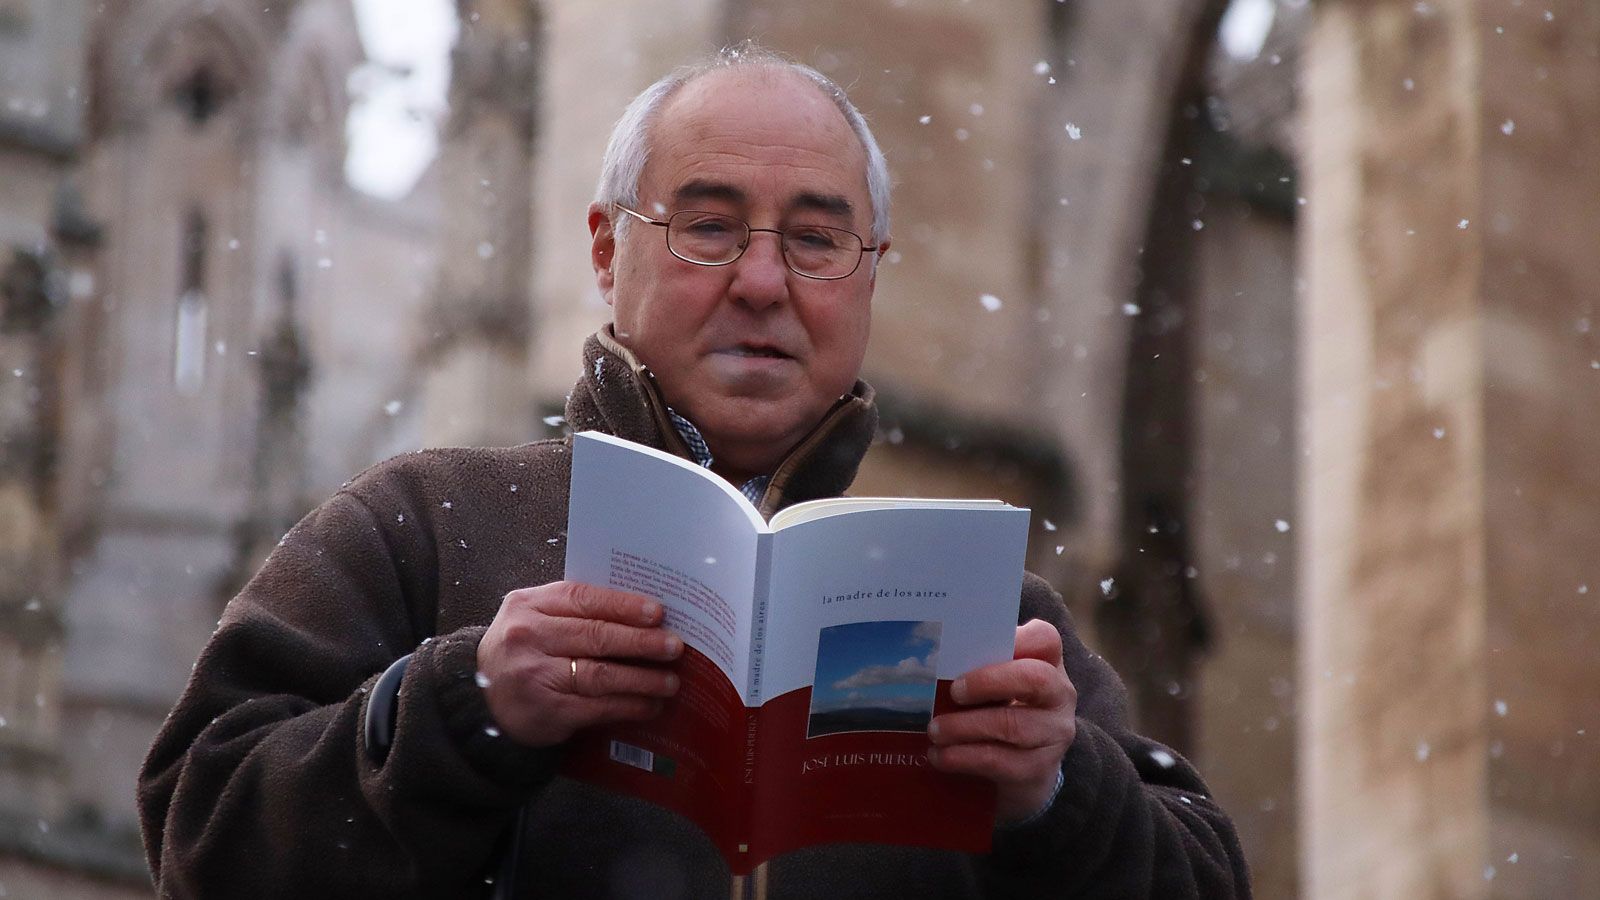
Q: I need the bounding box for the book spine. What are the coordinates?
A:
[745,533,773,705]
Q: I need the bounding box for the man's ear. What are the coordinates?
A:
[867,238,890,291]
[588,203,617,306]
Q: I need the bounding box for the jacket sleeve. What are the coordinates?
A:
[979,573,1251,898]
[137,469,557,898]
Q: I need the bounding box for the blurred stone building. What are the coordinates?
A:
[0,0,448,894]
[0,0,1594,898]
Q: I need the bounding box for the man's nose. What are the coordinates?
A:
[728,230,790,310]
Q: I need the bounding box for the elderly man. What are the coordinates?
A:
[139,51,1250,898]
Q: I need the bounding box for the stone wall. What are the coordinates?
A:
[1301,0,1600,897]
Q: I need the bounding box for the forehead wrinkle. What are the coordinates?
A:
[640,71,871,221]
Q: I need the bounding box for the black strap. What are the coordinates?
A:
[363,653,412,764]
[489,805,528,900]
[361,650,526,897]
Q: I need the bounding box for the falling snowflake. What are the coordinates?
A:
[1099,577,1116,596]
[1064,122,1082,140]
[543,415,565,427]
[384,400,403,416]
[1500,120,1515,135]
[1149,749,1176,769]
[918,115,932,125]
[1274,519,1291,533]
[979,293,1003,312]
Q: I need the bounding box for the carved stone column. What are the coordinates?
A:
[417,0,540,448]
[0,248,66,819]
[1301,1,1600,896]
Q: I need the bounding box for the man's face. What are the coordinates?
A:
[589,68,883,477]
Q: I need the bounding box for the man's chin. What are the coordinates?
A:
[690,400,815,460]
[703,351,802,390]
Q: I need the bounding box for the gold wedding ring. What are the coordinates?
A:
[570,657,580,694]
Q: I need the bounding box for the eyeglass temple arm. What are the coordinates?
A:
[613,203,668,227]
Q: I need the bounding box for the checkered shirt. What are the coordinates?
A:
[666,408,772,506]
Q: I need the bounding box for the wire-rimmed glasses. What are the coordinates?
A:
[614,204,878,280]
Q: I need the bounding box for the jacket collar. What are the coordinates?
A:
[564,327,879,518]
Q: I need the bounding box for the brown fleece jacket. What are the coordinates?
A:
[138,330,1250,899]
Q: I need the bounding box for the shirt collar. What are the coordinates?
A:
[666,408,771,506]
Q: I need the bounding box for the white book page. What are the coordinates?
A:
[564,432,765,690]
[758,506,1031,709]
[769,497,1012,531]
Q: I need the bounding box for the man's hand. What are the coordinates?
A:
[476,581,682,748]
[926,618,1078,825]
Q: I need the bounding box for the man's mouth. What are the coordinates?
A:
[723,345,791,359]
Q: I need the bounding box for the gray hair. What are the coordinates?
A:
[594,47,892,243]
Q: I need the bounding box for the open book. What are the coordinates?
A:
[561,431,1031,873]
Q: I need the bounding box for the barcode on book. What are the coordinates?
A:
[609,741,655,772]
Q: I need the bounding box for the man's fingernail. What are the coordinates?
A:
[950,679,967,704]
[665,673,680,693]
[665,636,683,657]
[927,719,941,740]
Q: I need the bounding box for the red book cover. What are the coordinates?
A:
[562,432,1029,874]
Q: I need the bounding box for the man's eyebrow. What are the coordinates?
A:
[670,181,855,221]
[789,192,854,220]
[673,180,746,206]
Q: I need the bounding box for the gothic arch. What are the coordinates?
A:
[88,1,272,137]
